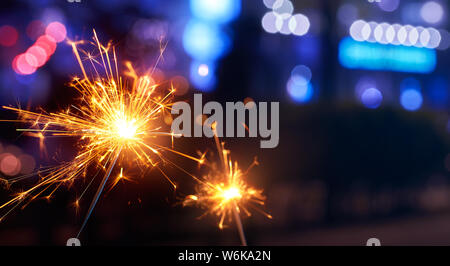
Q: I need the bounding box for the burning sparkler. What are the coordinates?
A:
[0,30,202,236]
[183,126,272,246]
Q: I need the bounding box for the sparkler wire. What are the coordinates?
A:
[232,202,247,246]
[77,147,122,238]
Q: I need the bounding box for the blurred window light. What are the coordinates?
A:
[348,20,441,49]
[190,0,241,24]
[288,14,310,36]
[377,0,400,12]
[287,78,313,103]
[183,19,231,61]
[0,25,18,47]
[361,88,383,109]
[420,1,444,24]
[400,89,423,111]
[190,61,216,91]
[339,37,437,73]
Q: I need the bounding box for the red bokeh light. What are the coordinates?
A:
[0,153,21,176]
[35,35,57,56]
[0,25,19,47]
[13,53,37,75]
[26,45,48,67]
[26,20,45,40]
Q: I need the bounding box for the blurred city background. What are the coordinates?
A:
[0,0,450,245]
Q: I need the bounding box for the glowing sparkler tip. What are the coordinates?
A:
[221,187,242,201]
[114,118,138,140]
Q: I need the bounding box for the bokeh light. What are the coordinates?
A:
[288,14,310,36]
[190,0,241,24]
[272,0,293,19]
[360,87,383,109]
[45,21,67,43]
[26,46,48,67]
[287,77,313,103]
[349,20,442,49]
[13,54,37,75]
[400,78,423,111]
[400,90,423,111]
[0,153,21,176]
[0,25,19,47]
[420,1,444,25]
[291,65,312,85]
[262,12,278,33]
[437,30,450,50]
[190,61,216,91]
[276,15,291,35]
[26,20,45,40]
[183,20,231,61]
[35,35,57,59]
[198,64,209,76]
